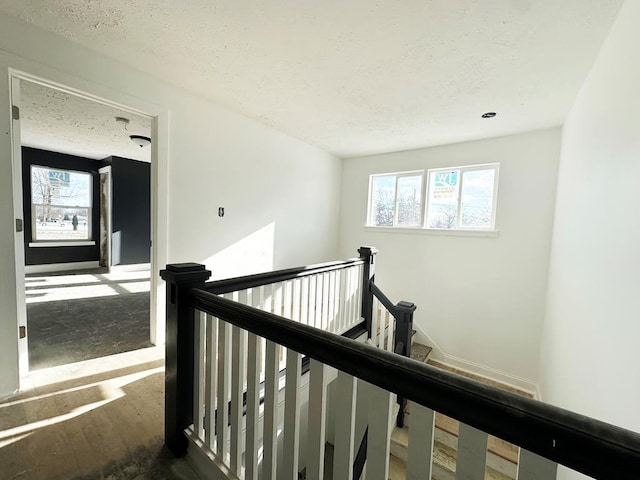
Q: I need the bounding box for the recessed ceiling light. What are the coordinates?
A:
[481,112,497,118]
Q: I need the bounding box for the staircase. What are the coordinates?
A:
[388,347,532,480]
[161,247,640,480]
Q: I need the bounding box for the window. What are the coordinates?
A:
[367,172,423,227]
[425,164,498,230]
[366,163,499,232]
[31,166,92,241]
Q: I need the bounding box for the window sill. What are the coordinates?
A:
[29,241,96,247]
[364,226,499,238]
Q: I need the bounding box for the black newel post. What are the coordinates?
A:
[395,300,416,427]
[160,263,211,457]
[358,246,377,338]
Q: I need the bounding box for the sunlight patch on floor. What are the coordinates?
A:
[119,280,151,293]
[21,345,164,390]
[26,283,120,303]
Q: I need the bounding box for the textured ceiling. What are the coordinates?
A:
[1,0,624,158]
[20,80,151,162]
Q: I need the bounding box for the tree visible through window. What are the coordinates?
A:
[368,172,423,227]
[425,164,498,230]
[31,166,92,241]
[367,164,499,231]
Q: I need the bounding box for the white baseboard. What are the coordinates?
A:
[110,263,150,273]
[185,428,240,480]
[535,384,543,401]
[438,353,538,398]
[24,261,100,275]
[412,323,539,398]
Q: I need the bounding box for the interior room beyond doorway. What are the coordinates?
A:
[26,268,152,370]
[16,78,154,373]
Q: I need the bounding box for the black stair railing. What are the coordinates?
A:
[190,289,640,479]
[161,247,413,456]
[162,252,640,479]
[161,247,417,480]
[359,246,416,427]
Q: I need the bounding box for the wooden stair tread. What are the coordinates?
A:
[425,359,530,464]
[410,342,432,363]
[427,360,534,398]
[392,356,532,474]
[389,440,515,480]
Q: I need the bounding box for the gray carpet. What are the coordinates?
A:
[71,440,195,480]
[26,270,152,370]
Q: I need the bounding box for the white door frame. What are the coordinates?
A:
[9,69,168,380]
[10,76,28,376]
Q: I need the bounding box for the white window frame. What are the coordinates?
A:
[366,163,500,234]
[366,170,425,228]
[30,165,93,243]
[424,163,499,231]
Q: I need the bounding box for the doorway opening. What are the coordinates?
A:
[13,76,156,372]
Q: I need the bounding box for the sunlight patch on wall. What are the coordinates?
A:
[204,223,275,280]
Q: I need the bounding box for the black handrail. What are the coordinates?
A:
[202,257,366,295]
[370,281,398,316]
[369,280,416,427]
[189,289,640,480]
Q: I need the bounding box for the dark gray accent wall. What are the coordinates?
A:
[22,147,100,266]
[100,156,151,265]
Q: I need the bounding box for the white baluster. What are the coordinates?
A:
[275,284,287,372]
[193,310,206,439]
[344,267,353,331]
[260,285,271,382]
[329,270,339,333]
[263,340,279,480]
[309,275,317,328]
[230,323,246,473]
[245,331,261,480]
[306,360,327,480]
[333,371,357,480]
[457,422,488,480]
[274,281,283,317]
[292,278,301,324]
[283,280,293,320]
[204,314,218,450]
[386,309,394,352]
[371,297,380,348]
[357,264,364,321]
[406,404,435,480]
[517,449,558,480]
[365,384,393,480]
[300,277,309,325]
[321,273,330,330]
[283,349,302,479]
[348,266,357,330]
[383,307,391,352]
[216,318,231,462]
[337,270,347,333]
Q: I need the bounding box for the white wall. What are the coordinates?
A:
[540,0,640,451]
[339,129,561,386]
[0,15,341,396]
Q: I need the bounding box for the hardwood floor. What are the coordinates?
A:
[0,347,197,480]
